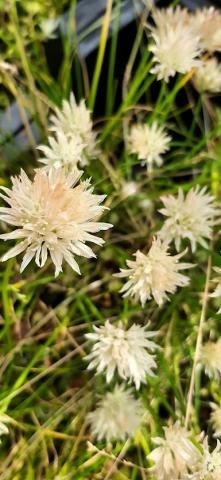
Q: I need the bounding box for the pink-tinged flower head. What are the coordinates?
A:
[0,168,112,276]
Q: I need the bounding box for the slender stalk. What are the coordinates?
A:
[88,0,113,111]
[104,438,130,480]
[185,253,212,428]
[105,0,121,115]
[10,0,48,131]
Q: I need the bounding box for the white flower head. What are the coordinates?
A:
[37,131,85,171]
[152,6,191,27]
[50,93,98,164]
[210,403,221,438]
[127,122,171,170]
[210,267,221,314]
[149,7,201,82]
[85,320,159,389]
[191,7,221,53]
[116,238,193,307]
[0,61,18,76]
[147,422,201,480]
[193,58,221,94]
[40,18,60,39]
[188,437,221,480]
[201,338,221,380]
[0,168,112,277]
[121,181,138,199]
[87,385,145,442]
[159,186,218,252]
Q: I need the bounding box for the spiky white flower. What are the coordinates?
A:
[158,186,218,252]
[0,168,111,276]
[149,8,201,82]
[127,122,171,170]
[85,320,159,389]
[193,58,221,94]
[201,339,221,380]
[191,7,221,53]
[210,403,221,438]
[50,93,98,164]
[37,131,85,171]
[188,437,221,480]
[147,422,201,480]
[210,267,221,314]
[87,385,145,442]
[151,6,190,28]
[116,238,192,307]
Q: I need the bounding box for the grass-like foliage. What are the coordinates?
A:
[0,0,221,478]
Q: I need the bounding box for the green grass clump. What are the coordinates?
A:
[0,1,221,479]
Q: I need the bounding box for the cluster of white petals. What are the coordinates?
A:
[121,181,138,199]
[149,7,201,82]
[191,7,221,53]
[116,238,192,307]
[0,168,111,276]
[159,186,218,252]
[85,320,159,389]
[87,385,145,441]
[210,267,221,314]
[193,58,221,94]
[37,131,85,171]
[147,422,201,480]
[49,93,98,166]
[152,6,190,28]
[201,338,221,380]
[187,437,221,480]
[127,122,171,170]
